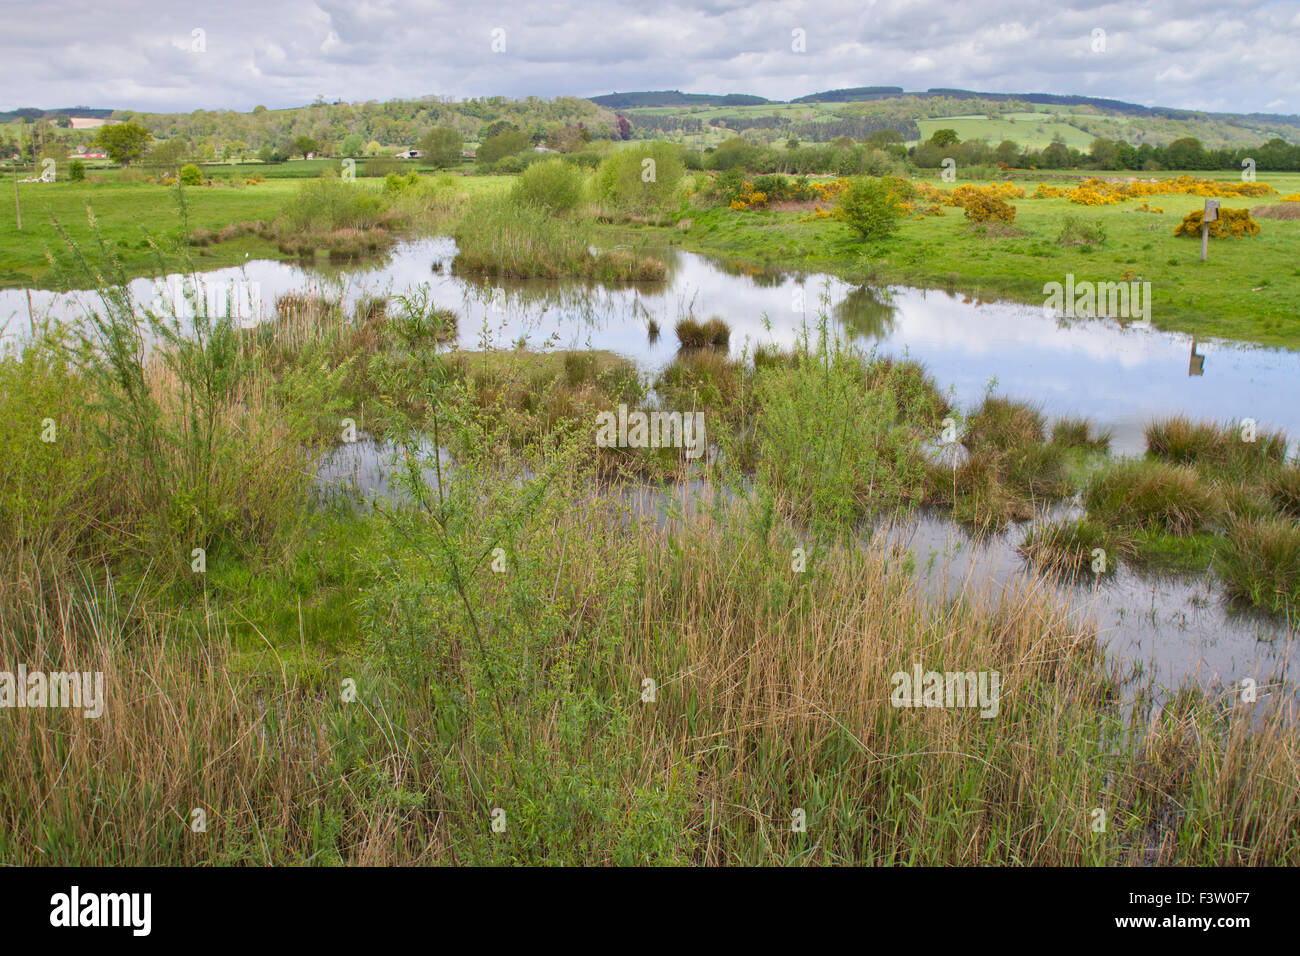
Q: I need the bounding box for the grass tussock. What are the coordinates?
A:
[674,316,731,350]
[1219,516,1300,619]
[1145,415,1286,474]
[1052,415,1112,453]
[1085,460,1219,535]
[1019,518,1135,581]
[1267,465,1300,520]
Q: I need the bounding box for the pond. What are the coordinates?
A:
[6,237,1298,458]
[7,237,1299,699]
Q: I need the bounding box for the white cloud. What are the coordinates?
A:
[0,0,1296,113]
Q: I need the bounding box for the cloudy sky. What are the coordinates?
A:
[2,0,1298,115]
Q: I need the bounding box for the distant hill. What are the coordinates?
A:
[0,106,114,123]
[589,91,770,109]
[790,87,904,103]
[595,87,1300,129]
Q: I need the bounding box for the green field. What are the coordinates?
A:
[0,164,506,286]
[661,170,1300,349]
[915,114,1097,149]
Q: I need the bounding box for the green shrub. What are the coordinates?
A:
[512,158,585,213]
[593,142,685,219]
[834,176,912,240]
[274,176,387,232]
[1056,214,1106,247]
[179,163,203,186]
[69,159,85,182]
[755,342,925,525]
[477,128,532,167]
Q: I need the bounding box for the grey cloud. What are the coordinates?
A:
[0,0,1296,113]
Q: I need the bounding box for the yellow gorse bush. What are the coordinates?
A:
[1036,176,1276,206]
[917,181,1024,208]
[728,181,770,211]
[915,182,1020,222]
[1173,206,1261,239]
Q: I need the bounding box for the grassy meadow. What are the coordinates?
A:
[668,170,1300,348]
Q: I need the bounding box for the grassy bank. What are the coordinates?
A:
[0,170,509,288]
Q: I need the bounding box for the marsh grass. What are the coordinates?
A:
[453,193,666,280]
[1144,415,1286,474]
[5,481,1297,864]
[4,223,1300,863]
[1019,518,1135,581]
[1268,465,1300,519]
[1085,460,1219,536]
[1052,415,1112,452]
[1219,516,1300,619]
[270,176,400,258]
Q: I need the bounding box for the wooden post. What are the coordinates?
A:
[1201,199,1219,262]
[12,119,21,231]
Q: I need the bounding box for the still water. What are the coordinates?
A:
[4,237,1298,457]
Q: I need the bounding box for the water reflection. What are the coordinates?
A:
[834,285,897,341]
[4,237,1298,458]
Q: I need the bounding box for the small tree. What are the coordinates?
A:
[94,122,152,166]
[69,159,85,182]
[834,176,912,240]
[476,128,531,167]
[179,164,203,186]
[593,141,684,218]
[419,127,462,168]
[294,136,319,159]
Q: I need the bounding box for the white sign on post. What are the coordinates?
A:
[1201,199,1219,262]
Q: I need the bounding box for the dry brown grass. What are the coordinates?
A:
[1252,203,1300,220]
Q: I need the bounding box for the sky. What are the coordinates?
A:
[2,0,1299,115]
